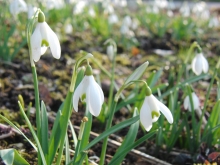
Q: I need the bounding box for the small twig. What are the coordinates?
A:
[0,60,20,69]
[0,123,21,139]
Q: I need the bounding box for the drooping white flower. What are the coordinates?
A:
[108,14,118,24]
[191,53,209,75]
[179,2,190,17]
[64,23,73,34]
[73,65,104,117]
[9,0,27,16]
[106,45,114,61]
[88,7,96,17]
[73,1,87,15]
[27,4,37,19]
[184,92,200,111]
[30,11,61,62]
[140,86,173,131]
[122,16,132,28]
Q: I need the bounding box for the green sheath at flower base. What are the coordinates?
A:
[145,85,152,96]
[38,11,45,22]
[85,65,93,76]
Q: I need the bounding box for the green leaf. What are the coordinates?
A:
[48,91,73,165]
[41,101,49,162]
[76,107,92,162]
[65,133,71,165]
[109,109,139,164]
[0,115,37,151]
[108,131,157,165]
[159,74,208,99]
[0,149,29,165]
[81,115,140,151]
[18,101,47,165]
[124,61,149,85]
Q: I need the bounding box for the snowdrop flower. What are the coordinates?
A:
[120,25,129,35]
[27,4,37,19]
[191,53,209,75]
[184,92,200,111]
[122,16,132,28]
[9,0,27,16]
[31,11,61,62]
[106,44,116,61]
[73,1,86,15]
[88,7,96,17]
[108,14,118,24]
[179,2,190,17]
[64,24,73,34]
[73,65,104,117]
[140,85,173,131]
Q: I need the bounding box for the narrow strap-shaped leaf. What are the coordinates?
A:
[0,148,30,165]
[75,107,92,163]
[48,91,73,165]
[41,101,49,162]
[65,133,71,165]
[109,131,157,165]
[18,101,47,165]
[109,109,139,164]
[0,115,37,151]
[82,115,139,151]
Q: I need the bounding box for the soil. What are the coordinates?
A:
[0,32,220,165]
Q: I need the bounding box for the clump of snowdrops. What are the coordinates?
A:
[0,9,173,165]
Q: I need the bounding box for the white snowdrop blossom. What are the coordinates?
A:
[27,5,37,19]
[9,0,27,16]
[191,53,209,75]
[30,11,61,62]
[106,44,114,61]
[88,7,96,17]
[140,86,173,131]
[179,2,190,17]
[184,92,200,111]
[108,14,118,24]
[122,16,132,28]
[73,65,104,117]
[73,1,87,15]
[120,25,129,35]
[64,24,73,34]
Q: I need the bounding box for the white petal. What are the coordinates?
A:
[192,54,203,75]
[72,82,83,112]
[86,78,103,116]
[31,25,42,62]
[183,96,190,110]
[146,95,160,122]
[192,92,200,110]
[39,22,49,41]
[94,81,104,104]
[154,96,173,124]
[41,46,48,55]
[201,55,209,73]
[72,76,89,112]
[140,98,153,131]
[44,23,61,59]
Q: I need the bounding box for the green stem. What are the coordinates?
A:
[99,101,117,165]
[106,52,116,116]
[184,41,199,64]
[197,68,217,142]
[31,66,42,165]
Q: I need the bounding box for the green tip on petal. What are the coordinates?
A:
[151,111,160,119]
[41,39,49,47]
[146,85,152,96]
[38,11,45,22]
[85,65,93,76]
